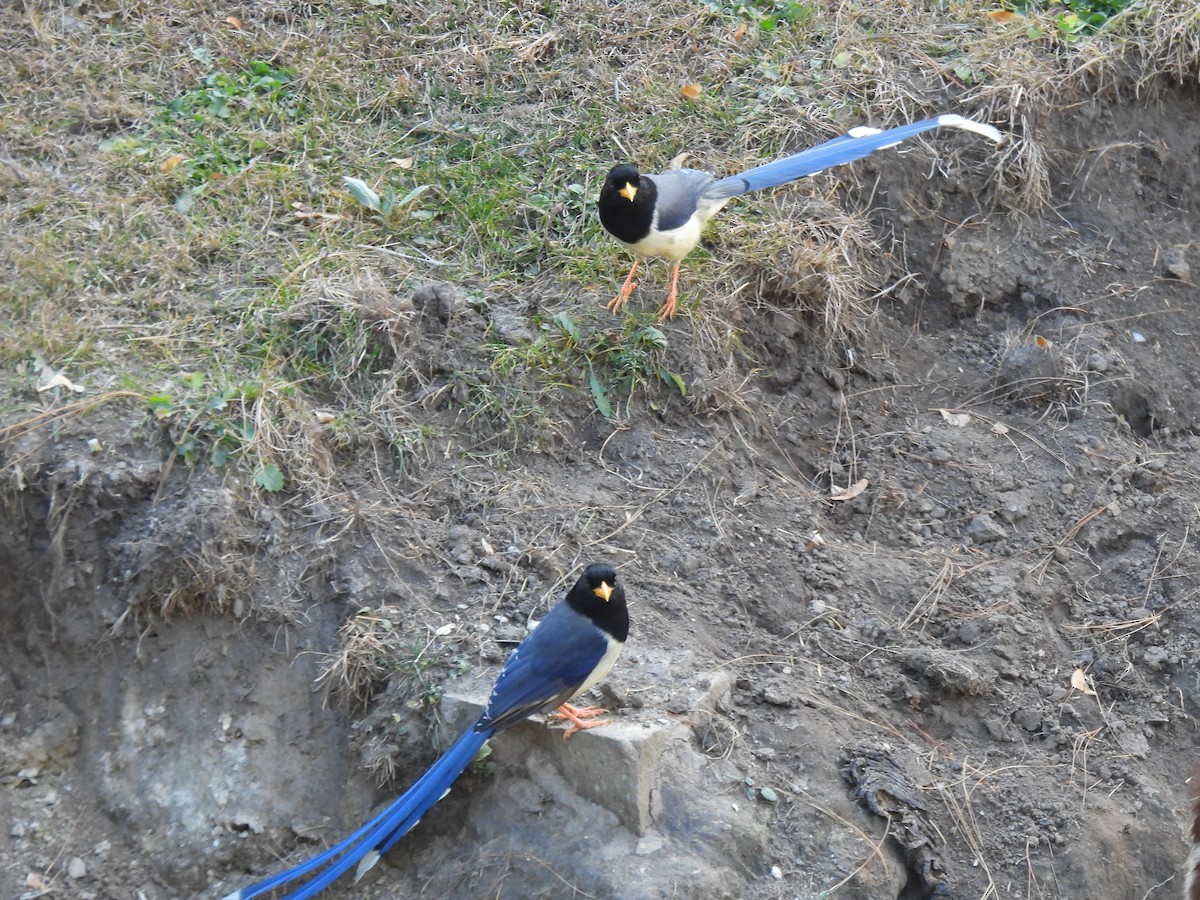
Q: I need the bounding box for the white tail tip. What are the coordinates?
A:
[355,849,382,881]
[935,113,1004,143]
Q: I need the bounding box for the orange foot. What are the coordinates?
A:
[608,260,640,314]
[548,702,610,739]
[657,263,681,320]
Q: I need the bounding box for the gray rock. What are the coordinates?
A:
[489,307,534,344]
[1164,244,1190,281]
[966,514,1008,544]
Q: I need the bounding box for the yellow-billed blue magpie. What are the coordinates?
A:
[223,563,628,899]
[598,113,1003,318]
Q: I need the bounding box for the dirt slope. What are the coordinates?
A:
[3,8,1200,900]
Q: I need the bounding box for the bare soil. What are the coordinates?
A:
[4,38,1200,900]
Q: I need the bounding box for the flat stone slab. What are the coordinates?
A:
[439,677,690,835]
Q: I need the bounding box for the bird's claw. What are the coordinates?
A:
[549,702,611,739]
[607,288,633,314]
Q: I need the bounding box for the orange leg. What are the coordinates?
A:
[547,701,610,739]
[658,263,681,319]
[608,259,640,314]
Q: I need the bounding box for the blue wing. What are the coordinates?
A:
[703,114,1002,200]
[646,168,715,231]
[479,601,609,733]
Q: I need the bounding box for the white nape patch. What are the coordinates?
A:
[221,892,243,900]
[936,113,1004,143]
[439,787,451,800]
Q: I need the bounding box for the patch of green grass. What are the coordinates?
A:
[147,371,285,490]
[702,0,817,32]
[491,310,687,418]
[102,57,304,212]
[1011,0,1135,39]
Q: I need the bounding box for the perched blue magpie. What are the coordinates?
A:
[598,113,1003,318]
[224,563,628,900]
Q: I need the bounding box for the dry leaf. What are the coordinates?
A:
[938,408,971,427]
[293,209,347,228]
[830,477,869,502]
[224,14,243,29]
[1070,668,1096,696]
[37,371,84,393]
[1034,335,1052,349]
[991,422,1010,435]
[160,155,185,173]
[517,31,557,63]
[392,157,415,169]
[681,83,702,101]
[987,10,1022,23]
[733,22,747,42]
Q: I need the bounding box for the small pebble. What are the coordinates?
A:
[965,514,1007,545]
[68,857,87,879]
[1164,244,1190,281]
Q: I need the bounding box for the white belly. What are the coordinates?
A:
[571,634,624,699]
[628,216,704,262]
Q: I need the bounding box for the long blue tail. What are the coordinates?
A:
[224,726,491,900]
[703,114,1002,200]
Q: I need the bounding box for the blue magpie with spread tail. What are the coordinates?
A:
[223,563,629,899]
[598,113,1003,319]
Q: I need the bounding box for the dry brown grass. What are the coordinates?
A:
[2,0,1193,619]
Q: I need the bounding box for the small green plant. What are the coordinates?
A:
[744,775,780,803]
[342,176,434,222]
[1011,0,1133,39]
[147,372,285,490]
[491,311,687,418]
[103,57,303,212]
[703,0,815,31]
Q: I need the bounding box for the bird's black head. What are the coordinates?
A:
[565,562,629,642]
[598,164,655,245]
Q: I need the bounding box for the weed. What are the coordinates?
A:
[342,176,434,223]
[148,372,285,491]
[102,57,303,212]
[1009,0,1134,40]
[491,311,687,419]
[702,0,816,32]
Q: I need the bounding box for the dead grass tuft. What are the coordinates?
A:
[718,193,881,355]
[317,606,414,708]
[1109,1,1200,91]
